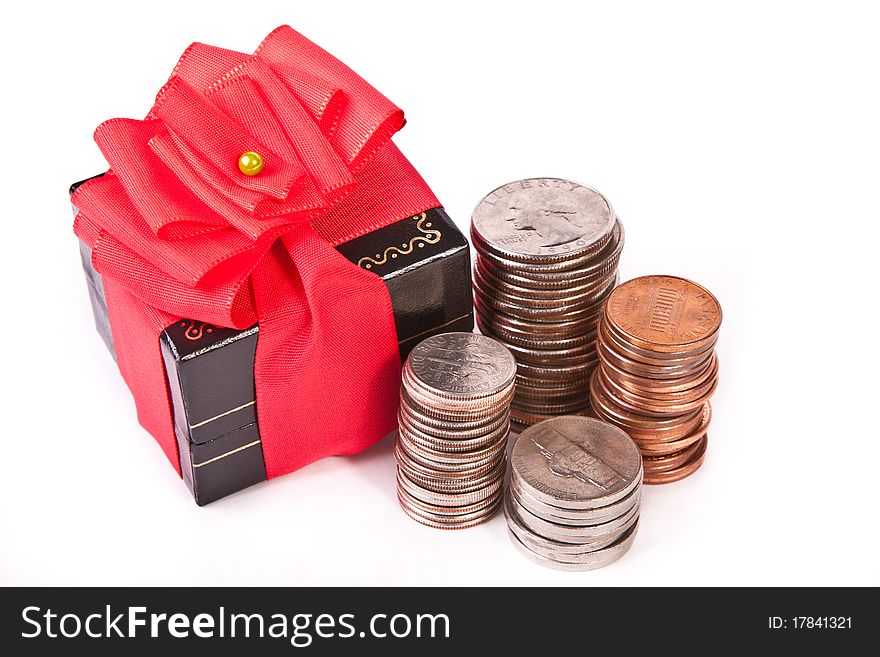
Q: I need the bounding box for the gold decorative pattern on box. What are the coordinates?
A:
[357,213,442,270]
[180,320,214,341]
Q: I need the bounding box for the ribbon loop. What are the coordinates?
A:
[73,26,439,484]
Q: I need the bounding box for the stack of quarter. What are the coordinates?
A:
[505,416,642,570]
[397,332,516,529]
[470,178,624,427]
[590,275,722,484]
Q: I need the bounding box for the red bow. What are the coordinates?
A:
[73,26,438,479]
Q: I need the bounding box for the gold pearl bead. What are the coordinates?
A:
[238,151,264,176]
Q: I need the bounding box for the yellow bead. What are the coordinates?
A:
[238,151,264,176]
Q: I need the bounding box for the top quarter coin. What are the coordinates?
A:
[604,275,722,353]
[407,332,517,400]
[510,416,642,510]
[471,178,617,264]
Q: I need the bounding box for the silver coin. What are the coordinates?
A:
[516,360,597,381]
[397,447,507,493]
[476,245,619,288]
[471,178,616,262]
[398,481,502,517]
[510,416,642,509]
[397,428,507,470]
[396,441,503,480]
[515,389,589,407]
[505,493,639,552]
[475,222,624,284]
[407,332,516,399]
[399,491,503,529]
[474,271,614,312]
[509,474,641,526]
[506,519,639,570]
[510,406,591,429]
[398,411,510,451]
[397,471,504,507]
[511,398,591,415]
[477,317,597,351]
[473,288,610,322]
[502,339,600,365]
[507,491,640,544]
[475,260,617,301]
[399,396,509,432]
[475,298,601,337]
[474,218,623,272]
[401,380,515,423]
[397,332,515,530]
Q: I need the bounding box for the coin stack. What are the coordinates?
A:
[396,332,516,529]
[505,416,642,570]
[470,178,624,428]
[590,275,722,484]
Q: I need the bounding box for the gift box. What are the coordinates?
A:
[74,179,471,504]
[71,26,472,504]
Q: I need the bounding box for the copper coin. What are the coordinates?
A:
[598,350,719,396]
[601,316,718,364]
[642,436,708,484]
[595,366,718,417]
[632,403,712,453]
[588,371,703,433]
[642,436,707,473]
[599,318,717,368]
[596,334,714,380]
[604,275,722,354]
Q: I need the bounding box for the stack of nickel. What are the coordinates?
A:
[396,332,516,529]
[505,416,642,570]
[470,178,624,428]
[590,275,722,484]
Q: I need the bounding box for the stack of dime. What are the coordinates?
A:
[470,178,624,428]
[590,275,722,484]
[396,332,516,529]
[505,416,642,570]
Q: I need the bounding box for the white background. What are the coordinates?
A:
[0,1,877,586]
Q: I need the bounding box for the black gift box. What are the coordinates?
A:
[72,177,473,504]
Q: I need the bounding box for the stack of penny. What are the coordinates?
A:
[589,275,722,484]
[396,332,516,529]
[470,178,624,428]
[505,416,643,570]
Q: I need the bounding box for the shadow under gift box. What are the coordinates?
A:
[71,176,474,505]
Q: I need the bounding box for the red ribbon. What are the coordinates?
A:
[72,26,439,478]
